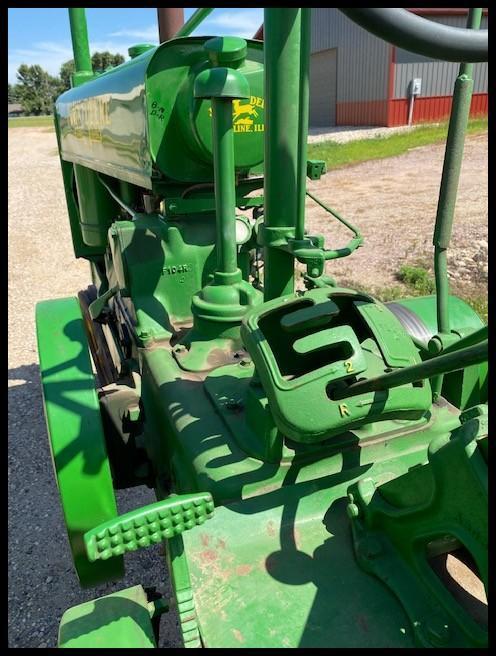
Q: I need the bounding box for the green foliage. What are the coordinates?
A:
[355,281,487,326]
[59,60,75,90]
[397,265,435,295]
[8,115,54,128]
[308,118,488,171]
[92,51,125,72]
[373,286,407,302]
[8,83,21,103]
[59,52,125,91]
[15,64,60,115]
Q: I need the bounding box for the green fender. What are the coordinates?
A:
[385,295,487,409]
[36,297,124,587]
[58,585,157,648]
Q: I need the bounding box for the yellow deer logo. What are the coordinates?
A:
[206,96,264,132]
[232,99,259,125]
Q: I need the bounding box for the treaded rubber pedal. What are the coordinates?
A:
[85,493,215,562]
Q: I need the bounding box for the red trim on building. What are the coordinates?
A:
[386,93,487,127]
[406,8,488,16]
[336,100,389,126]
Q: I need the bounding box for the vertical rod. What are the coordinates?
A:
[211,98,239,276]
[157,8,184,42]
[431,7,481,399]
[433,7,482,335]
[407,92,415,125]
[263,8,304,300]
[295,9,311,241]
[68,9,92,75]
[175,8,214,38]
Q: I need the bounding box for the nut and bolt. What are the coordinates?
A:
[125,403,141,423]
[346,503,360,519]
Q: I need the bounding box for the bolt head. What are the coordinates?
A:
[347,503,360,519]
[126,403,141,423]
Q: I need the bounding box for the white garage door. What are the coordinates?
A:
[310,49,337,127]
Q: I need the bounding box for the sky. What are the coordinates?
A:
[8,8,263,84]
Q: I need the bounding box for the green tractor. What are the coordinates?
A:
[36,7,488,648]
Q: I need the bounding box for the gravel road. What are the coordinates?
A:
[308,123,415,144]
[306,132,488,296]
[8,126,487,648]
[8,127,182,648]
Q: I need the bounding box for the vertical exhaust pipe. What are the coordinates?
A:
[157,8,185,43]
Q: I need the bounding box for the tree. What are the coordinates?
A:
[8,83,20,103]
[59,60,75,91]
[15,64,60,115]
[92,51,125,73]
[59,51,125,91]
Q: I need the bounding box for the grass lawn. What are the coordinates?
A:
[354,265,488,325]
[308,117,488,171]
[8,115,54,128]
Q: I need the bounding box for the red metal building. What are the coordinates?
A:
[310,8,488,127]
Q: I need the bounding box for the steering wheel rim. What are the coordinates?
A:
[338,8,487,63]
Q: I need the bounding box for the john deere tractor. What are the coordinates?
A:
[36,7,488,648]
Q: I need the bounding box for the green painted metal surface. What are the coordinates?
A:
[385,295,487,410]
[385,295,485,350]
[73,164,120,248]
[40,5,488,650]
[183,481,418,647]
[84,493,214,562]
[58,585,156,648]
[262,8,303,300]
[68,8,93,87]
[241,288,431,443]
[433,9,482,338]
[35,297,124,587]
[55,37,265,188]
[348,406,488,647]
[107,212,217,341]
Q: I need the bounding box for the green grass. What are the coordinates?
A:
[374,285,488,325]
[396,265,435,295]
[8,115,54,128]
[343,260,487,324]
[308,117,488,171]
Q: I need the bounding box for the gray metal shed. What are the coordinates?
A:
[309,8,488,127]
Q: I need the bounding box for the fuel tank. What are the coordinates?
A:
[55,37,265,189]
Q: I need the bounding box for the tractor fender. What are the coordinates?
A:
[35,296,124,587]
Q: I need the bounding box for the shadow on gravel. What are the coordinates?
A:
[8,363,182,649]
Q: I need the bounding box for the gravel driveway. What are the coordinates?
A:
[306,133,488,296]
[8,127,182,648]
[8,126,487,648]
